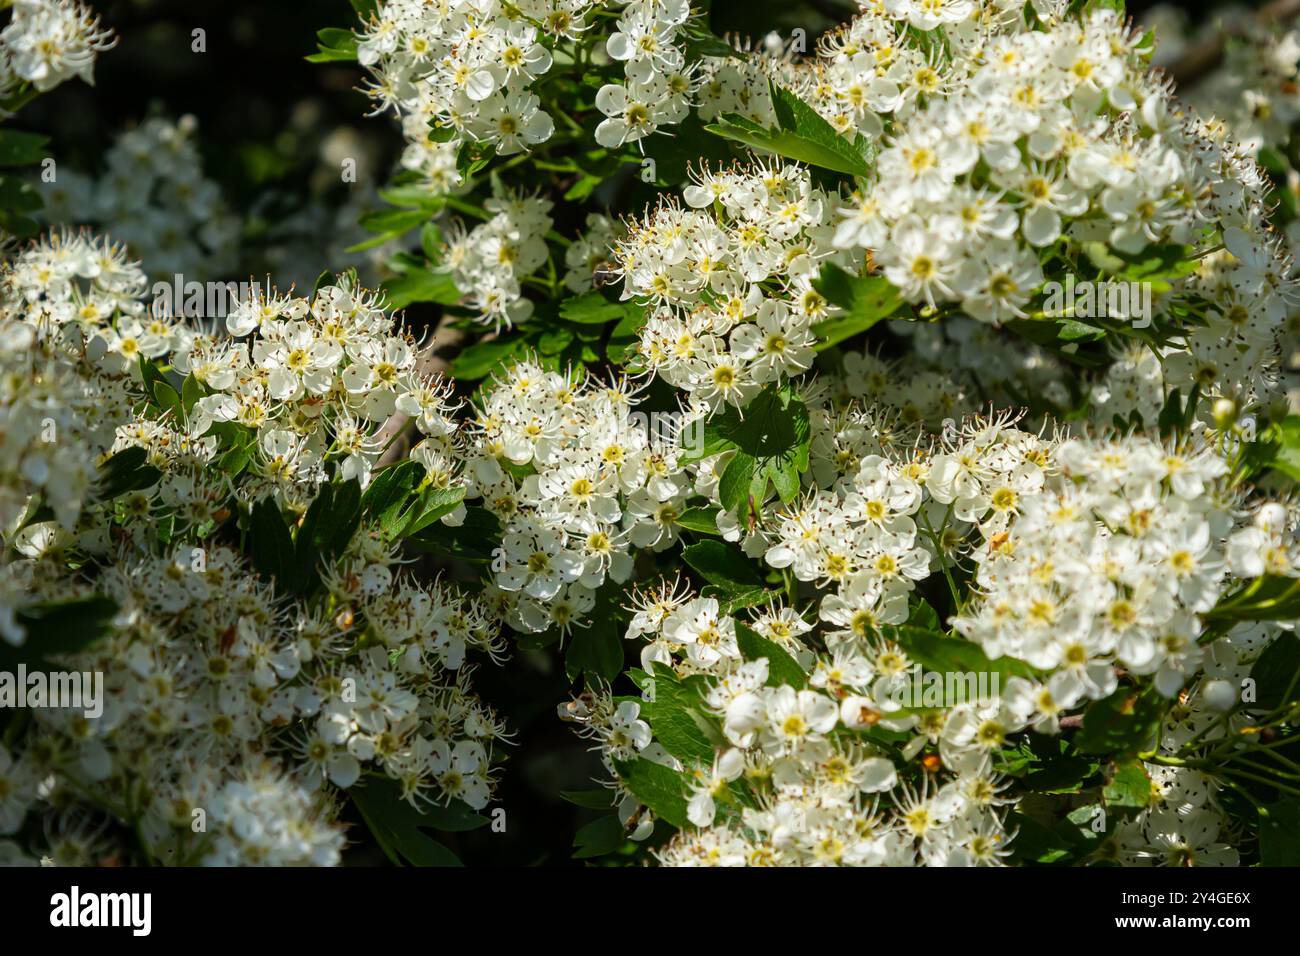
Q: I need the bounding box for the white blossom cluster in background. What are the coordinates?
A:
[175,273,463,497]
[615,162,857,410]
[819,6,1292,416]
[0,229,510,866]
[825,9,1246,291]
[37,116,240,281]
[0,230,144,539]
[566,411,1299,866]
[1138,2,1300,419]
[1150,6,1300,153]
[442,185,554,329]
[564,213,625,294]
[463,360,695,634]
[954,434,1253,699]
[0,0,114,97]
[355,0,588,192]
[592,0,696,150]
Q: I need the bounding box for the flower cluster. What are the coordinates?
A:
[569,578,1021,866]
[1139,4,1300,411]
[171,273,462,498]
[0,229,509,866]
[463,360,692,634]
[356,0,579,191]
[442,186,554,329]
[0,230,145,539]
[37,116,240,281]
[616,161,857,409]
[0,0,114,95]
[593,0,697,150]
[953,434,1297,699]
[202,768,347,866]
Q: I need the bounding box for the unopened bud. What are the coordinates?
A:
[1202,679,1237,712]
[1211,398,1236,429]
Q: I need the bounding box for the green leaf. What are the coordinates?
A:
[1157,386,1185,439]
[396,485,466,538]
[361,460,425,538]
[1076,685,1165,758]
[307,27,360,63]
[317,478,363,555]
[883,625,1037,682]
[408,506,501,562]
[293,479,363,593]
[561,789,617,810]
[684,385,810,517]
[704,83,873,179]
[538,325,575,355]
[248,498,297,590]
[612,758,692,830]
[764,452,801,503]
[1259,800,1300,865]
[381,269,461,309]
[640,664,717,765]
[1018,737,1101,794]
[735,621,806,689]
[682,540,764,593]
[907,598,941,631]
[675,506,721,535]
[606,307,648,364]
[1056,319,1107,342]
[565,587,625,682]
[1208,576,1300,624]
[572,814,628,859]
[558,291,626,324]
[2,597,118,668]
[717,451,760,514]
[1247,631,1300,712]
[1104,761,1153,811]
[706,586,775,613]
[810,264,904,350]
[210,423,257,478]
[1006,811,1077,865]
[417,798,492,833]
[180,374,204,417]
[449,338,525,380]
[351,777,466,866]
[0,174,42,214]
[1271,415,1300,481]
[0,129,49,167]
[94,447,161,501]
[1114,242,1197,293]
[684,384,810,465]
[358,206,428,238]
